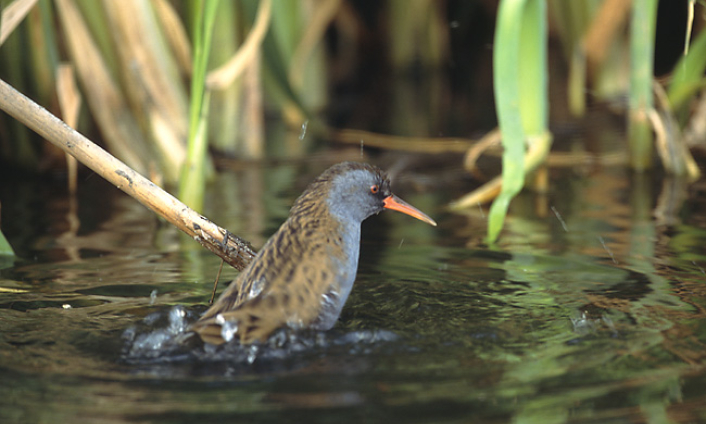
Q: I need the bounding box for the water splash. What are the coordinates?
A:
[121,305,400,369]
[246,344,259,364]
[570,311,619,339]
[121,305,200,361]
[168,306,188,333]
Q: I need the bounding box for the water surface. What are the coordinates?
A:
[1,154,705,423]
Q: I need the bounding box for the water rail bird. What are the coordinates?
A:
[190,162,436,345]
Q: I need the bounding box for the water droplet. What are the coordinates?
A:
[551,206,568,232]
[248,278,265,300]
[246,345,259,364]
[597,236,618,264]
[477,203,486,218]
[149,289,158,305]
[168,306,188,333]
[286,315,304,330]
[299,120,309,141]
[221,319,239,343]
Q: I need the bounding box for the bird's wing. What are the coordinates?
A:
[191,244,337,344]
[192,218,346,344]
[197,218,298,322]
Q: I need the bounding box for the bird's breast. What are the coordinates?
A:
[309,219,361,330]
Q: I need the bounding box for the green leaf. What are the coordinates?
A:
[487,0,549,243]
[0,230,14,257]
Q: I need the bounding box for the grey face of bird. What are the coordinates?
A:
[325,168,390,224]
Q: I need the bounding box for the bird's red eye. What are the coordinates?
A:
[370,184,379,194]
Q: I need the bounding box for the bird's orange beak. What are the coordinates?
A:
[383,195,437,226]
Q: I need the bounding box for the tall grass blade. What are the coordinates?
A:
[0,230,14,256]
[56,0,151,175]
[628,0,658,171]
[487,0,549,244]
[179,0,220,212]
[102,0,188,183]
[667,28,706,116]
[207,0,242,154]
[0,0,39,46]
[251,0,309,124]
[206,0,270,158]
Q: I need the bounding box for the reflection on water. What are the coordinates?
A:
[1,154,706,423]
